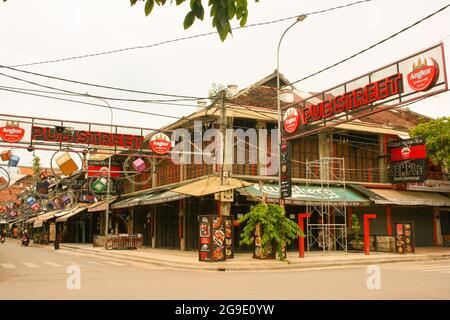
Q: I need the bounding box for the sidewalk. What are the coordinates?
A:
[51,243,450,271]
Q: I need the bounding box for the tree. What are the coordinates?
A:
[410,117,450,169]
[130,0,260,41]
[239,203,303,260]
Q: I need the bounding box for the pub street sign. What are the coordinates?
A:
[282,43,448,138]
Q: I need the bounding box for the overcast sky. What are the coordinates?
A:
[0,0,449,167]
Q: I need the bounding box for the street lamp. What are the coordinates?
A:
[87,95,113,237]
[277,14,307,202]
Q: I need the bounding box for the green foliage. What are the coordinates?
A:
[32,156,41,183]
[410,117,450,169]
[130,0,260,41]
[238,203,304,261]
[351,214,360,243]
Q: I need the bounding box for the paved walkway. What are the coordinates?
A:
[47,243,450,271]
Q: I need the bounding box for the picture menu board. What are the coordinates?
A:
[395,221,415,254]
[198,215,234,262]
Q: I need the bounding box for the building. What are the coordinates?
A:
[100,71,450,252]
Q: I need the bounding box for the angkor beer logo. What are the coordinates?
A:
[150,133,172,155]
[0,121,25,143]
[401,147,411,159]
[407,58,439,92]
[283,108,300,133]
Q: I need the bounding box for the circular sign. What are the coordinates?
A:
[0,122,25,143]
[283,108,300,133]
[407,57,439,92]
[150,133,172,155]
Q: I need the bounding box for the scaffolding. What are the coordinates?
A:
[306,157,347,252]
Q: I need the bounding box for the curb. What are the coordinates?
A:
[56,244,450,272]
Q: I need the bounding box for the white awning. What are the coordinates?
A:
[56,205,89,222]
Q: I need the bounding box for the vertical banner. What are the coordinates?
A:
[280,142,292,198]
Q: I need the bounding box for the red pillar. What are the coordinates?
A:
[386,205,392,236]
[364,214,377,255]
[298,213,311,258]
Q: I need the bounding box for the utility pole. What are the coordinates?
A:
[219,90,230,216]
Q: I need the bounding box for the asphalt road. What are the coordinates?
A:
[1,239,450,300]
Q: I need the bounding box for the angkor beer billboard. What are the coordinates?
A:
[283,43,448,139]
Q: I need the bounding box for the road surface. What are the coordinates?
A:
[1,240,450,299]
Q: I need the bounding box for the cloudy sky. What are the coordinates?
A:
[0,0,449,166]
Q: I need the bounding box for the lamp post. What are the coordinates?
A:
[276,14,307,202]
[87,96,113,237]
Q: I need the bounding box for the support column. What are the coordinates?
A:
[152,210,157,248]
[179,200,186,251]
[433,207,443,246]
[379,134,388,183]
[256,120,267,176]
[347,207,353,228]
[386,205,393,236]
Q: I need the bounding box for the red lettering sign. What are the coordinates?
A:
[407,58,438,91]
[31,126,144,149]
[0,122,25,143]
[299,73,403,126]
[283,108,300,133]
[150,133,172,155]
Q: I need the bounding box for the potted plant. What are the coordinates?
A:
[238,203,304,261]
[349,214,363,251]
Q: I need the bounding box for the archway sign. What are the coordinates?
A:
[0,114,173,158]
[282,43,448,140]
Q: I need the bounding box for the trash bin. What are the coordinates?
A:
[54,241,59,250]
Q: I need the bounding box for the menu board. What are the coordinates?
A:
[199,216,211,262]
[198,215,234,262]
[224,216,234,259]
[395,221,415,254]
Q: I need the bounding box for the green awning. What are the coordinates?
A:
[238,184,370,206]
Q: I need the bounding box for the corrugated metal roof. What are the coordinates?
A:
[368,189,450,206]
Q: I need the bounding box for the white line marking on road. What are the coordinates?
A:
[23,262,39,268]
[44,261,63,267]
[420,267,450,272]
[1,263,15,269]
[384,264,450,270]
[102,261,126,266]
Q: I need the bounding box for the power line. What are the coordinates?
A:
[0,81,200,108]
[4,0,373,69]
[289,2,450,85]
[0,87,183,120]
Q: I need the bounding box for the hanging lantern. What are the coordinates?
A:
[8,155,20,167]
[36,181,50,195]
[47,200,56,210]
[1,150,12,161]
[132,158,147,173]
[39,169,51,180]
[0,176,8,187]
[62,195,71,205]
[55,152,78,177]
[27,196,37,206]
[91,177,108,193]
